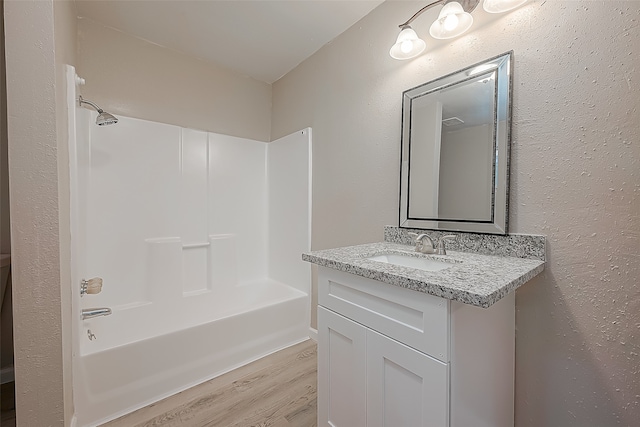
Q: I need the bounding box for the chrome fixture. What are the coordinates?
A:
[78,95,119,126]
[409,233,457,255]
[435,235,457,255]
[409,232,437,253]
[81,277,103,296]
[81,307,112,320]
[390,0,527,60]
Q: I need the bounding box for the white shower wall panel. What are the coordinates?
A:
[73,108,92,284]
[208,133,267,283]
[86,116,182,308]
[268,128,312,295]
[181,129,210,294]
[180,128,208,244]
[80,115,269,317]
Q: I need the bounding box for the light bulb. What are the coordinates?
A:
[401,40,413,53]
[443,13,459,31]
[429,2,473,40]
[389,26,426,60]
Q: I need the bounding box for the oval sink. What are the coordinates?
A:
[366,253,455,272]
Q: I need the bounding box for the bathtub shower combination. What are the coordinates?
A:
[67,68,311,426]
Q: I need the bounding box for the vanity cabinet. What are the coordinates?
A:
[317,267,516,427]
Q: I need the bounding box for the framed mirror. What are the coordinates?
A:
[399,51,512,234]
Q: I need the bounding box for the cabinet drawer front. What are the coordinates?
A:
[319,267,449,361]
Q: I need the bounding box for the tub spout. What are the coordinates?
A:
[82,307,112,320]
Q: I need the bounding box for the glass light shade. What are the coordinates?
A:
[389,26,426,60]
[483,0,527,13]
[429,2,474,40]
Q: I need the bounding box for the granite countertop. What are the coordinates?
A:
[303,242,545,308]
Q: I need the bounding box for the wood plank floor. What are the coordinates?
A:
[101,340,317,427]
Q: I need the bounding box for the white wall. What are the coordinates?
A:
[76,17,272,142]
[272,1,640,426]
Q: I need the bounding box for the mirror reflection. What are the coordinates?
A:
[400,52,512,234]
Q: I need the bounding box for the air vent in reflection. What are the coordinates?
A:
[442,117,465,127]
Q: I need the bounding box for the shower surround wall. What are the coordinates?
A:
[70,106,311,426]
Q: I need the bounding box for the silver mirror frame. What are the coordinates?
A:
[399,51,513,234]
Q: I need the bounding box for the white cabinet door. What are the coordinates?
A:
[366,328,449,427]
[318,306,367,427]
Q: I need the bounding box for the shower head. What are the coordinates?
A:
[95,111,119,126]
[78,95,119,126]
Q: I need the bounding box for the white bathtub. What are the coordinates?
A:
[75,279,308,426]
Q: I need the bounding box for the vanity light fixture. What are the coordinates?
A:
[390,0,526,60]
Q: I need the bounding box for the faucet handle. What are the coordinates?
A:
[436,235,457,255]
[408,232,436,253]
[81,277,103,296]
[407,232,422,251]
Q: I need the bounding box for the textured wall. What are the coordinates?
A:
[0,0,10,254]
[76,18,272,142]
[4,0,67,424]
[272,1,639,425]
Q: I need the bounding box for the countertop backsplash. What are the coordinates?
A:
[384,226,546,262]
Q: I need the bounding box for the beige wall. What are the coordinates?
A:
[272,1,640,426]
[0,0,13,373]
[0,0,9,255]
[76,18,272,142]
[4,0,64,424]
[4,0,77,424]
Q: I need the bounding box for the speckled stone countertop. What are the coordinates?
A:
[303,242,545,308]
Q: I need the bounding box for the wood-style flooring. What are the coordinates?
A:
[102,339,317,427]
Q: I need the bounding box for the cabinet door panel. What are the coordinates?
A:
[318,306,367,427]
[367,329,449,427]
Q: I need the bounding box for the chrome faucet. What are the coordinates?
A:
[435,235,457,255]
[408,233,457,255]
[81,307,112,320]
[408,232,436,254]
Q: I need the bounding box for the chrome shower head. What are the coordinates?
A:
[95,111,119,126]
[78,95,119,126]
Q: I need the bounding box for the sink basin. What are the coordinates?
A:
[366,253,455,272]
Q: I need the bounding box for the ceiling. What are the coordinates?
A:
[75,0,385,84]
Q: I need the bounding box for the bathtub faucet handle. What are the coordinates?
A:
[81,277,103,296]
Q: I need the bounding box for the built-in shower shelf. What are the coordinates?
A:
[182,242,210,249]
